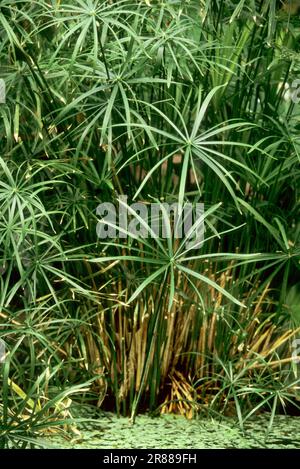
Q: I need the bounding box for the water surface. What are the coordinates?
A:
[39,411,300,449]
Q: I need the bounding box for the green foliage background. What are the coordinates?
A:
[0,0,300,446]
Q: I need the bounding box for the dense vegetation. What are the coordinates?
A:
[0,0,300,447]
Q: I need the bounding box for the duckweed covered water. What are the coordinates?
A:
[38,411,300,449]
